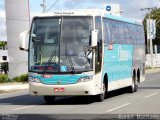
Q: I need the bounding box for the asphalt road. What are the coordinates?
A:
[0,72,160,120]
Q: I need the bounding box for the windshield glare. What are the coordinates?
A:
[29,17,93,73]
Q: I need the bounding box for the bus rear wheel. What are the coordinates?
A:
[129,74,138,93]
[44,96,55,104]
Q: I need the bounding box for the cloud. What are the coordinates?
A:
[0,10,6,18]
[61,0,160,20]
[63,0,88,9]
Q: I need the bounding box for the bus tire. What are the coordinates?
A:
[129,72,137,93]
[44,96,55,104]
[134,75,138,92]
[96,81,106,102]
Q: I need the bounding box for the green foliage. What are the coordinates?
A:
[0,74,28,83]
[143,8,160,46]
[20,74,28,82]
[0,74,9,83]
[12,76,20,82]
[12,74,28,83]
[0,41,7,48]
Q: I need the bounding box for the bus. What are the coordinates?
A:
[19,9,145,104]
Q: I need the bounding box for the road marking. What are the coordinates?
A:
[11,105,35,111]
[105,103,131,113]
[144,92,159,99]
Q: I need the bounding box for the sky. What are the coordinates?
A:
[1,0,160,41]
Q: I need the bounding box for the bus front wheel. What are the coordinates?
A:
[44,96,55,104]
[96,82,106,102]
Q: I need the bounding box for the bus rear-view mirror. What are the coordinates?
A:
[19,30,29,51]
[91,30,98,47]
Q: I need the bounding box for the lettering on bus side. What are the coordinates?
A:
[118,46,130,61]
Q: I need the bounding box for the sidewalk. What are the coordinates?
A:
[0,83,28,93]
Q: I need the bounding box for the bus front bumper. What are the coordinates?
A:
[29,81,99,96]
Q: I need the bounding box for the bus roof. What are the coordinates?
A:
[34,9,142,26]
[105,14,142,26]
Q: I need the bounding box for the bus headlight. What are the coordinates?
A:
[77,76,92,83]
[29,77,41,83]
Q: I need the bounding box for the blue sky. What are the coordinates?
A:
[1,0,160,41]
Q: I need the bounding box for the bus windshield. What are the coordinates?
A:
[29,16,93,73]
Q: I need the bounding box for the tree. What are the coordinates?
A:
[0,41,7,49]
[142,8,160,46]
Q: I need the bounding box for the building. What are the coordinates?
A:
[0,41,8,73]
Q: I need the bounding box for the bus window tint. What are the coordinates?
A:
[111,20,119,44]
[103,18,144,45]
[136,27,140,45]
[129,24,136,44]
[125,23,131,44]
[140,27,145,45]
[118,22,125,44]
[103,19,112,44]
[95,16,102,73]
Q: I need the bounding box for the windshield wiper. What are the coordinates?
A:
[43,48,57,74]
[66,50,75,73]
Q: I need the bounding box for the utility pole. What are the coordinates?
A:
[40,0,47,13]
[140,7,156,69]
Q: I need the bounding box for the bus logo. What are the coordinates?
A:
[57,80,61,84]
[118,46,130,61]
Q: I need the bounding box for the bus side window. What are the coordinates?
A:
[125,23,131,44]
[140,27,145,45]
[95,16,102,74]
[111,20,119,44]
[129,24,136,44]
[103,19,111,44]
[118,22,125,44]
[136,26,140,45]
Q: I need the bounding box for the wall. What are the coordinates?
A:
[146,54,160,68]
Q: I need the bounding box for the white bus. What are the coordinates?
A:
[19,9,145,104]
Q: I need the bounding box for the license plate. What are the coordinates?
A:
[54,88,64,92]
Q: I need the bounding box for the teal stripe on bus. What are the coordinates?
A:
[31,74,87,85]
